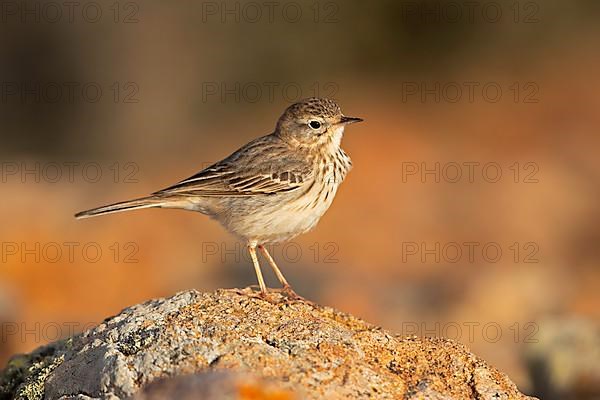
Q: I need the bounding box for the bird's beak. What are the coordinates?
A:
[338,116,364,125]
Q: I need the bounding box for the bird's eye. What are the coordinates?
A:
[308,120,321,130]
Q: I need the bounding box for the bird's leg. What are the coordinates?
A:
[258,245,303,300]
[247,244,267,295]
[257,245,289,287]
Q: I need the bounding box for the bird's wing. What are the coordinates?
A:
[153,135,313,197]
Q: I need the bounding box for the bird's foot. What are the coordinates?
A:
[281,285,309,302]
[236,285,310,304]
[238,285,282,303]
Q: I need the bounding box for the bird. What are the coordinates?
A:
[75,97,363,298]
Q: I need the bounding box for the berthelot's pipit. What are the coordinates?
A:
[76,98,362,298]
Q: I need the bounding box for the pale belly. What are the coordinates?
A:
[213,179,341,244]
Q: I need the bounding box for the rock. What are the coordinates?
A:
[0,288,535,399]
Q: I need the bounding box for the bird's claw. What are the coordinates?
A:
[281,285,306,301]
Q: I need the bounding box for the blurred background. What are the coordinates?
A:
[1,0,599,398]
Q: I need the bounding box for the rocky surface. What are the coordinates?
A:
[0,288,535,399]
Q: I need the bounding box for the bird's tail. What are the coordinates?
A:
[75,196,166,219]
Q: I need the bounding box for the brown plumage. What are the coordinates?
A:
[76,98,363,297]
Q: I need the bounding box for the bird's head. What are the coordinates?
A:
[276,98,362,149]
